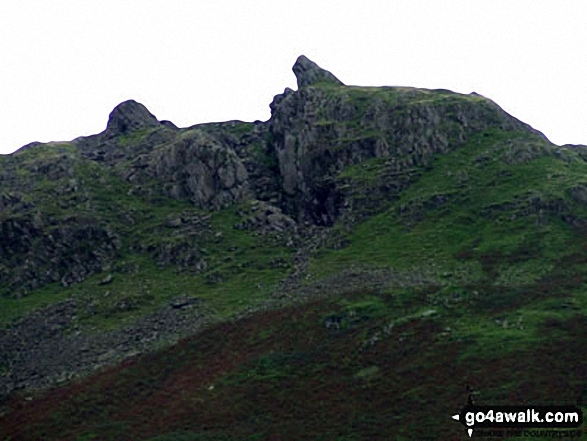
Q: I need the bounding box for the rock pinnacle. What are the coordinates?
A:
[292,55,344,88]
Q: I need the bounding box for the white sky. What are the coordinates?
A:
[1,0,586,154]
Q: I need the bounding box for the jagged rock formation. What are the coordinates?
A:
[268,57,540,224]
[292,55,344,88]
[0,55,550,299]
[0,55,548,298]
[0,55,572,399]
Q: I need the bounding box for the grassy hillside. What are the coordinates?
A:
[1,72,586,439]
[0,140,294,328]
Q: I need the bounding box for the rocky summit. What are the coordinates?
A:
[0,56,586,440]
[106,99,161,135]
[292,54,344,88]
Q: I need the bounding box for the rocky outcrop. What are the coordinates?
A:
[127,130,250,209]
[293,55,344,88]
[195,121,283,204]
[269,56,543,225]
[76,104,257,211]
[74,100,177,165]
[105,100,161,135]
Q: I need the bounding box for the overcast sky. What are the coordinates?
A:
[1,0,585,154]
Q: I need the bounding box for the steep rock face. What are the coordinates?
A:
[269,57,542,225]
[128,130,250,210]
[195,121,283,204]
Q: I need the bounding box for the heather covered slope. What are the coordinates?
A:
[1,56,586,439]
[1,289,585,440]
